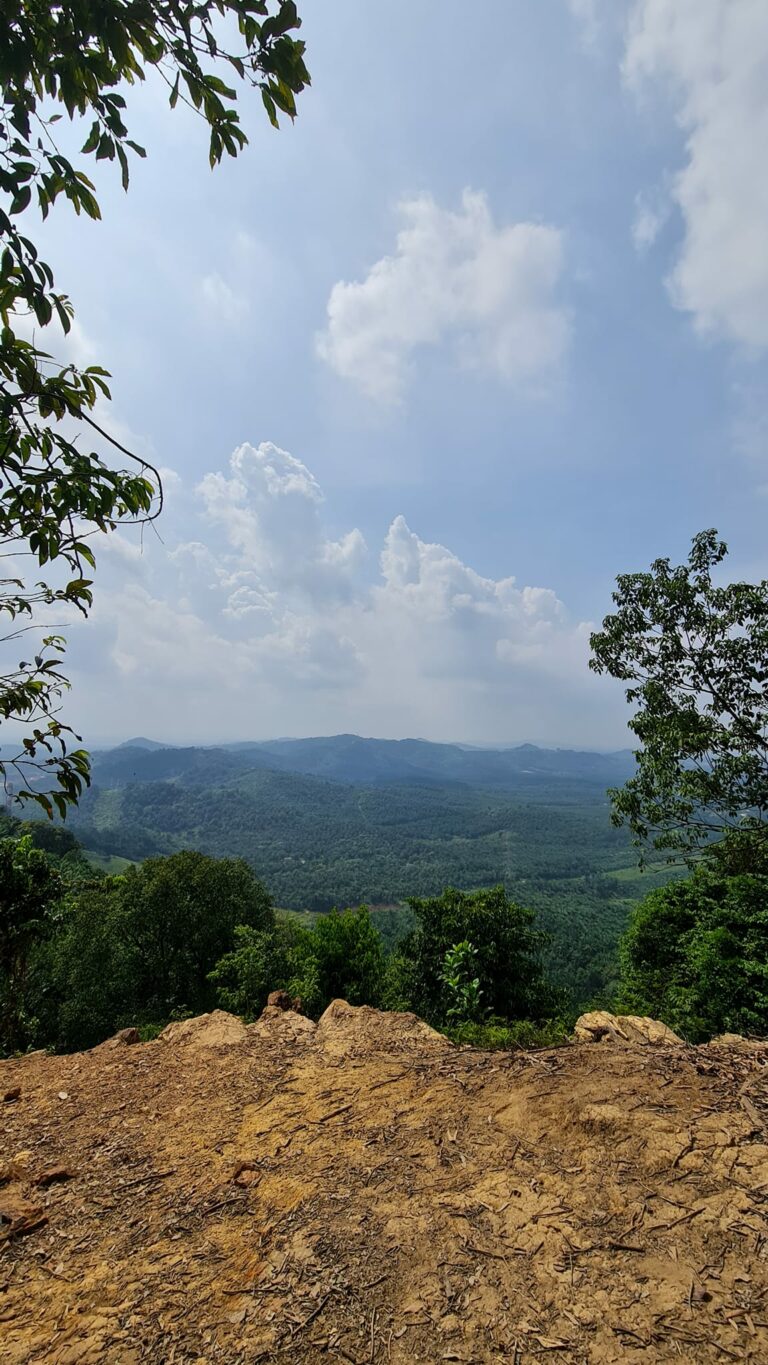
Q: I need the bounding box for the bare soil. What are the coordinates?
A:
[2,1001,768,1364]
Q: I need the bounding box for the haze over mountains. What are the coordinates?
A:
[102,733,635,791]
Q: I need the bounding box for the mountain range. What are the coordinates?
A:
[100,733,635,791]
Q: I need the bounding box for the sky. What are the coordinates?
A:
[24,0,768,749]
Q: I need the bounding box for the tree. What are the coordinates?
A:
[0,832,62,1051]
[397,885,551,1026]
[619,868,768,1042]
[210,905,386,1020]
[311,906,386,1010]
[210,916,320,1019]
[1,2,309,814]
[590,530,768,866]
[111,850,274,1018]
[36,849,274,1048]
[32,878,131,1050]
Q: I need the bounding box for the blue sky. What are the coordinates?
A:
[31,0,768,747]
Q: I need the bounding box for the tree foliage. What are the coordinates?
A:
[1,1,309,813]
[590,530,768,865]
[395,885,553,1027]
[619,867,768,1042]
[210,917,319,1019]
[32,849,273,1049]
[439,940,484,1023]
[310,906,386,1010]
[0,831,62,1050]
[210,905,387,1020]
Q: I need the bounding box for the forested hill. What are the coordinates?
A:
[67,737,660,1005]
[91,734,635,791]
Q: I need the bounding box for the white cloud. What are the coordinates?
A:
[200,271,248,325]
[65,440,623,746]
[631,188,670,253]
[198,231,274,326]
[196,441,367,604]
[624,0,768,347]
[317,190,570,404]
[567,0,605,46]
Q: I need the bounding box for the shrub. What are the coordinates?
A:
[619,868,768,1041]
[397,885,555,1026]
[33,851,273,1050]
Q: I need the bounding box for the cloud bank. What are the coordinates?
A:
[317,190,570,403]
[67,441,620,746]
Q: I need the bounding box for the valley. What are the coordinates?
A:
[66,736,679,1006]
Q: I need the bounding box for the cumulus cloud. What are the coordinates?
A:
[196,441,367,604]
[317,190,570,403]
[624,0,768,348]
[64,440,622,746]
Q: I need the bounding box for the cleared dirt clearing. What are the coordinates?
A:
[2,1002,768,1363]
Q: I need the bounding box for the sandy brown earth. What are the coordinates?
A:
[2,1001,768,1364]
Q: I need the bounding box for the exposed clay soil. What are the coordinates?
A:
[2,1001,768,1364]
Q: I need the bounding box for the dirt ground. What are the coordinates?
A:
[2,1000,768,1364]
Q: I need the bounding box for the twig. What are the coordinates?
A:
[122,1168,175,1190]
[648,1206,705,1232]
[308,1103,354,1125]
[462,1241,507,1261]
[288,1291,334,1338]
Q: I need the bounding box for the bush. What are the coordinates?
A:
[32,850,274,1050]
[440,940,485,1022]
[619,868,768,1042]
[397,885,556,1027]
[311,906,386,1009]
[210,917,320,1019]
[446,1017,571,1050]
[211,905,387,1020]
[0,835,64,1053]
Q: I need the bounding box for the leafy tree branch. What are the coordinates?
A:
[590,529,768,866]
[1,1,309,813]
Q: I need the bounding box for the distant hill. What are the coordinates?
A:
[226,734,635,789]
[117,737,171,751]
[90,744,274,788]
[93,734,635,792]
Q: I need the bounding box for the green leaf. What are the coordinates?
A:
[81,122,101,155]
[9,186,32,215]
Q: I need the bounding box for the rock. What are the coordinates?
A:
[707,1033,768,1049]
[266,990,302,1012]
[249,1007,316,1043]
[316,999,452,1057]
[0,1191,48,1239]
[574,1011,683,1046]
[3,1086,21,1103]
[159,1010,248,1049]
[92,1027,140,1051]
[231,1159,261,1187]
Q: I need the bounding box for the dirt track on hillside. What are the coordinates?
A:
[2,1002,768,1364]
